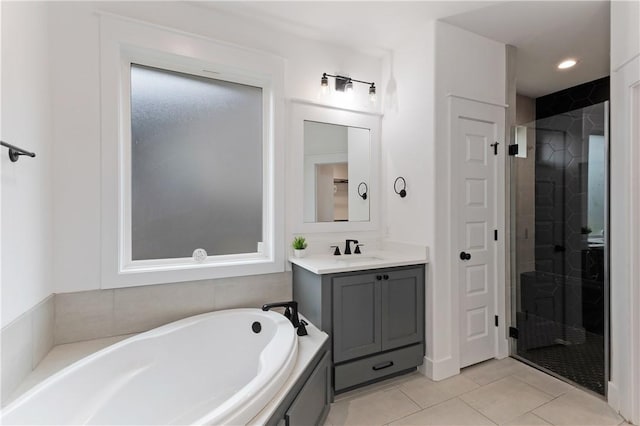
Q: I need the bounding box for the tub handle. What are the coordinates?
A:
[372,361,394,371]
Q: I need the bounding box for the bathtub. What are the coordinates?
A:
[1,309,298,425]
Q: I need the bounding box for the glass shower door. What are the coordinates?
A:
[510,102,609,395]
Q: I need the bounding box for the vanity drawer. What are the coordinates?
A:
[334,344,423,391]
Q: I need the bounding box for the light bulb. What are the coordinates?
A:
[345,79,354,93]
[557,59,577,69]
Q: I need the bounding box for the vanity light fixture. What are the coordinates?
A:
[321,72,376,102]
[557,58,577,69]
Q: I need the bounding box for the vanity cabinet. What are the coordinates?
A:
[292,263,425,393]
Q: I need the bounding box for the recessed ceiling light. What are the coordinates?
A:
[557,59,578,69]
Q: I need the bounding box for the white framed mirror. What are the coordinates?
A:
[289,99,381,233]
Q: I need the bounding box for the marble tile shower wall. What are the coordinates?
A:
[1,272,291,404]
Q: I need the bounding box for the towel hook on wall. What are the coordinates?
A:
[394,176,407,198]
[1,141,36,162]
[357,182,368,200]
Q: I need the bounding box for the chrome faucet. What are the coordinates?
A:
[261,301,308,336]
[344,239,359,255]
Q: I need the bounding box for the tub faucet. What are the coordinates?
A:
[344,239,359,255]
[261,301,308,336]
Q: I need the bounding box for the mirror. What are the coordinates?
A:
[290,100,380,233]
[303,121,370,222]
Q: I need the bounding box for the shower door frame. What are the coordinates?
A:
[508,101,611,397]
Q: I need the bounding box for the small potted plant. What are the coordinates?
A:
[292,236,308,258]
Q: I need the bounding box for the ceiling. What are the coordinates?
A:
[442,1,610,97]
[205,1,610,98]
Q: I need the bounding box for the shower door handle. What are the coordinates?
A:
[459,251,471,260]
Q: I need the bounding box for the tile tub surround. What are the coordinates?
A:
[1,295,54,406]
[5,334,134,405]
[54,272,291,344]
[1,272,290,405]
[325,358,626,426]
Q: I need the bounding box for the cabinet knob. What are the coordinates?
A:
[383,274,389,280]
[376,275,382,281]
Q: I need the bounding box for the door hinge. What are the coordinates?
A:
[508,144,519,156]
[494,315,499,327]
[509,326,519,339]
[494,229,498,241]
[490,141,499,155]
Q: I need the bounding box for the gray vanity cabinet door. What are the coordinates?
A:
[380,268,425,351]
[332,274,382,363]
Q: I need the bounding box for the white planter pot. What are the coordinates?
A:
[293,249,306,258]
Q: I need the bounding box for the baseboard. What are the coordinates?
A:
[418,356,460,381]
[608,381,619,411]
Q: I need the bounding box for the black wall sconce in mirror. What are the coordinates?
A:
[394,176,407,198]
[357,182,368,200]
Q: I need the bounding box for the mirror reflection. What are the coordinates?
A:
[303,121,370,223]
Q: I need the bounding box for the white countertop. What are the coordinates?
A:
[289,248,428,274]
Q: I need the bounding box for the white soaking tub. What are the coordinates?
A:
[2,309,298,425]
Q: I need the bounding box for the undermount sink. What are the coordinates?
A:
[335,256,383,263]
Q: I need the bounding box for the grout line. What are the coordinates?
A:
[395,386,423,409]
[528,411,553,425]
[384,405,426,425]
[457,397,499,425]
[509,372,570,398]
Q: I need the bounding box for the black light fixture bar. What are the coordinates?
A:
[321,72,376,97]
[1,140,36,162]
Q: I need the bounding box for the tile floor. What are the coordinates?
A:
[326,358,627,426]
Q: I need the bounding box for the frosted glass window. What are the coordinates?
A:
[130,64,263,261]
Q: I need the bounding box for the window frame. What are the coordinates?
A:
[100,15,285,288]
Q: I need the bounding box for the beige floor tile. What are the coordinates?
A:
[399,373,480,408]
[389,397,495,426]
[511,366,574,397]
[462,357,529,386]
[460,376,553,424]
[502,412,552,426]
[533,389,623,425]
[328,387,421,426]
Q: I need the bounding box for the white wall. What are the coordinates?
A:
[611,0,640,72]
[47,2,382,294]
[433,21,506,379]
[383,20,506,380]
[381,23,436,247]
[609,0,640,422]
[1,2,53,327]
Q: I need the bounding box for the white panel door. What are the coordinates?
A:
[456,113,499,368]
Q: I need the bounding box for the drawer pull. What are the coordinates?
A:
[372,361,394,371]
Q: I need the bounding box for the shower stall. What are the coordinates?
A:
[510,94,609,395]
